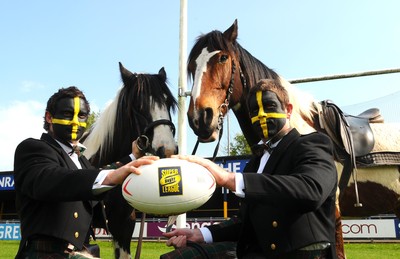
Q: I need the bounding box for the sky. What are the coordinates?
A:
[1,0,399,171]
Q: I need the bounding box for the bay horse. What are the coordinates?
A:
[82,62,178,258]
[186,20,400,259]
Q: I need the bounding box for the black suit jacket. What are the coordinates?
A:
[208,129,338,258]
[14,133,105,250]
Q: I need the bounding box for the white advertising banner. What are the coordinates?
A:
[342,219,398,239]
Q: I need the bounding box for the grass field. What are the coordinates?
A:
[2,240,400,258]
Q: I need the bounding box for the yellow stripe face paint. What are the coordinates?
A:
[250,91,286,139]
[51,97,87,140]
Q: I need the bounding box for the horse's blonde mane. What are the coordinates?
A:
[83,87,121,160]
[278,77,317,134]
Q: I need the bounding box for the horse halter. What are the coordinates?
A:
[133,110,176,156]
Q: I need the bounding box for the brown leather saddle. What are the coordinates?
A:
[318,100,382,158]
[318,100,400,206]
[318,100,382,202]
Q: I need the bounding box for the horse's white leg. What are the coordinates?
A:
[113,241,131,259]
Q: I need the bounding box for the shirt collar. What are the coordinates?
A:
[55,139,87,155]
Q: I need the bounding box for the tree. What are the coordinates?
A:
[227,133,252,156]
[86,111,100,130]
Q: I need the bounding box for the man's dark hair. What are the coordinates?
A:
[43,86,90,131]
[247,79,290,110]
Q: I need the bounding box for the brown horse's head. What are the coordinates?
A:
[187,20,315,146]
[187,20,245,142]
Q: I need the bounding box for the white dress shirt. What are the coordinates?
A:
[56,140,135,194]
[201,140,279,243]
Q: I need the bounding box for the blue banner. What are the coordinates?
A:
[394,219,400,238]
[216,158,249,173]
[0,223,21,240]
[0,174,14,191]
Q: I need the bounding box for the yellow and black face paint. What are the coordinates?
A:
[250,91,286,139]
[52,97,87,140]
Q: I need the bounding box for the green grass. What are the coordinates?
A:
[342,242,400,258]
[2,240,400,258]
[96,240,174,258]
[1,240,174,259]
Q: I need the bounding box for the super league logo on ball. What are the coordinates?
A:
[158,166,183,196]
[122,158,215,215]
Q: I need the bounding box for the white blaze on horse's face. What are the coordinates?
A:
[192,47,221,112]
[150,96,176,157]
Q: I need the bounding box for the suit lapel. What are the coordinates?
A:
[263,129,300,174]
[63,153,79,169]
[79,156,93,169]
[40,133,79,170]
[243,155,262,174]
[41,134,98,210]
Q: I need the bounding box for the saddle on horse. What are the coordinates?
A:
[316,100,400,201]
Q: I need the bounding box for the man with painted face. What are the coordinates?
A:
[163,79,337,258]
[14,86,158,258]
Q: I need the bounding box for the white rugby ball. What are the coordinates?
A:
[122,158,216,215]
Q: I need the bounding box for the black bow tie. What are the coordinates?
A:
[69,145,85,157]
[251,128,293,156]
[251,142,274,156]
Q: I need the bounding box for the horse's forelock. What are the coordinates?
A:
[115,73,177,140]
[188,31,234,77]
[188,29,279,92]
[135,74,177,112]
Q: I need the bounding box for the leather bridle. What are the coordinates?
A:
[133,109,176,156]
[191,59,246,160]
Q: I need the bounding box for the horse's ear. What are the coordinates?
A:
[158,67,167,81]
[223,19,238,42]
[119,62,134,80]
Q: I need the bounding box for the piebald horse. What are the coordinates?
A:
[186,20,400,259]
[83,62,178,258]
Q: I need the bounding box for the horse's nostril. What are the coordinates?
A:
[155,146,178,158]
[204,108,214,126]
[156,147,166,158]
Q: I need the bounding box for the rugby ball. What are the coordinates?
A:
[122,158,216,215]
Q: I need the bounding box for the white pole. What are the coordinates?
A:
[176,0,188,229]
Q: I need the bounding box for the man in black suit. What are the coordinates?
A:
[14,86,158,258]
[164,79,337,258]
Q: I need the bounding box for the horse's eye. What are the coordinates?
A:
[219,55,228,63]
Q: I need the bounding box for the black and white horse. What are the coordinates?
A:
[83,62,178,258]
